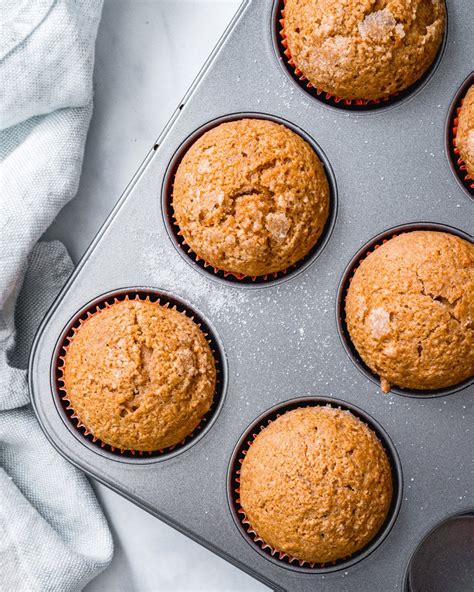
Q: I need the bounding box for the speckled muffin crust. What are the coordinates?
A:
[284,0,446,101]
[172,118,330,277]
[345,231,474,393]
[62,298,216,451]
[239,406,393,564]
[456,84,474,179]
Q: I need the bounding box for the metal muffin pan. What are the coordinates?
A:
[29,1,473,591]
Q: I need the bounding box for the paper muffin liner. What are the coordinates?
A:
[449,89,474,195]
[337,223,474,398]
[55,290,225,459]
[228,398,402,573]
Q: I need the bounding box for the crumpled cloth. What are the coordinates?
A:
[0,1,113,591]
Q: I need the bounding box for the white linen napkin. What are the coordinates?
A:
[0,1,113,590]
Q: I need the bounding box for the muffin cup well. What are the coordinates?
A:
[337,222,474,399]
[161,112,338,288]
[273,0,448,113]
[53,288,227,463]
[404,512,474,592]
[446,73,474,198]
[227,397,403,573]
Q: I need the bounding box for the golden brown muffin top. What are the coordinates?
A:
[456,84,474,179]
[172,118,330,277]
[284,0,445,100]
[345,231,474,392]
[239,406,393,564]
[63,298,216,451]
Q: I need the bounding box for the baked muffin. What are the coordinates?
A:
[345,231,474,393]
[239,406,393,564]
[284,0,446,101]
[62,298,216,451]
[456,84,474,179]
[172,118,330,277]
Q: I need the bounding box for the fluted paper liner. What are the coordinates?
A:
[450,96,474,193]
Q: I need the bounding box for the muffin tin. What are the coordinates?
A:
[29,1,473,591]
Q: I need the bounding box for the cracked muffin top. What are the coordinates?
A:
[62,298,216,451]
[239,406,393,564]
[345,231,474,392]
[456,84,474,179]
[284,0,446,100]
[171,118,330,277]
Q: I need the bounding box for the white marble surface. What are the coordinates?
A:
[44,1,269,591]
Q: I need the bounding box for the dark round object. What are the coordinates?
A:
[407,514,474,592]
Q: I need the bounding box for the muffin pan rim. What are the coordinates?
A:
[161,110,338,289]
[227,396,403,574]
[270,0,449,114]
[336,221,474,399]
[51,286,229,465]
[445,71,474,200]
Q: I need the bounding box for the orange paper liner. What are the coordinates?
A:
[278,0,400,109]
[56,291,223,458]
[230,409,353,570]
[450,97,474,192]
